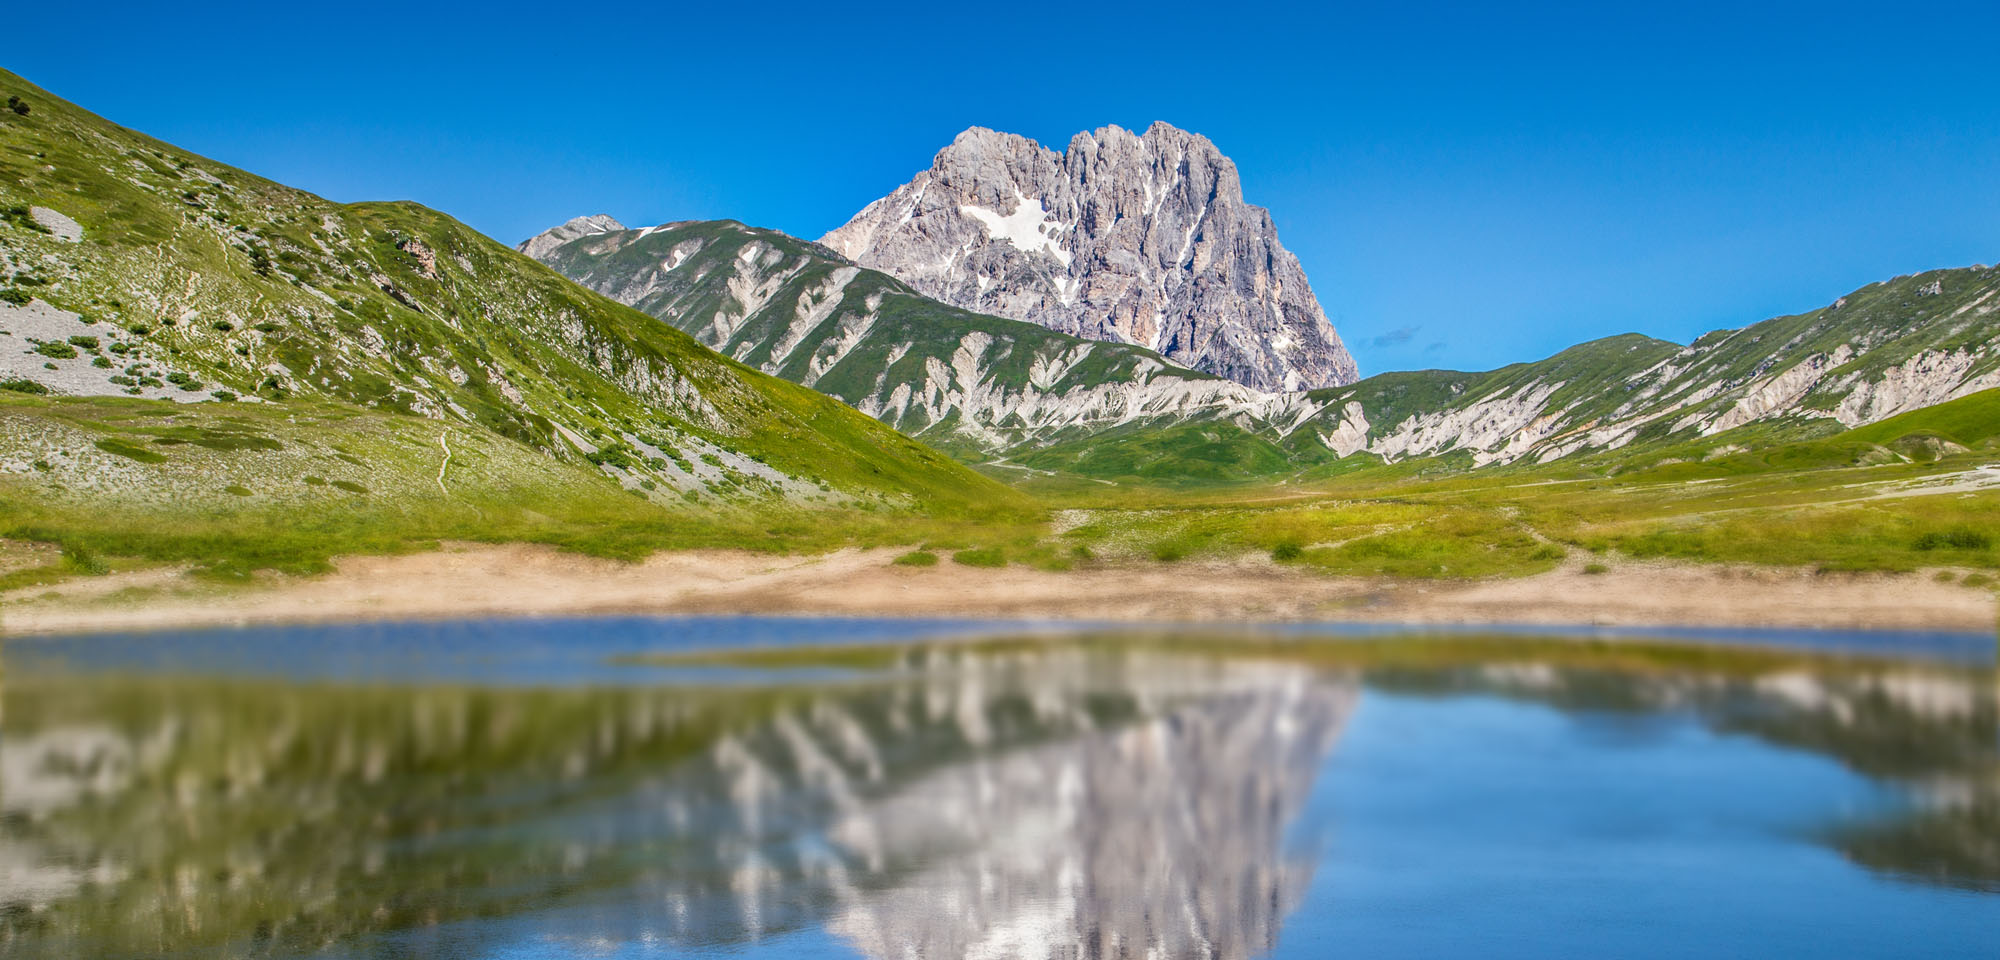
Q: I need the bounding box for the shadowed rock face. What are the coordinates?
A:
[822,123,1359,393]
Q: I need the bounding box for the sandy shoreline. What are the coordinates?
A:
[2,542,1993,639]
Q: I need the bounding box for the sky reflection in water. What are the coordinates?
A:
[2,618,1995,958]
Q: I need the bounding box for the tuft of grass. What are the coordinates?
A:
[60,542,109,575]
[952,546,1005,568]
[1583,562,1611,575]
[1271,541,1303,562]
[892,550,938,567]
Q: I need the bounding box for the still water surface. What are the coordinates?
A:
[3,618,1996,958]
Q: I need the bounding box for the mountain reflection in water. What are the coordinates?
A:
[1,624,1995,959]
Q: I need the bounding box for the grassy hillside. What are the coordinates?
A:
[0,68,1022,576]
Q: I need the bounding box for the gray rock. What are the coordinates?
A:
[822,123,1358,392]
[29,206,82,243]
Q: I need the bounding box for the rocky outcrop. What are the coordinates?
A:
[28,205,81,242]
[821,123,1358,392]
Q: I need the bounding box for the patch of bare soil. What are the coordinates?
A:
[3,544,1992,639]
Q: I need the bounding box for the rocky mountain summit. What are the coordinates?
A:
[820,123,1358,392]
[516,213,623,260]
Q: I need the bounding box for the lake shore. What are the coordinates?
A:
[2,541,1993,638]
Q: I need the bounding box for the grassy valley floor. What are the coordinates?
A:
[5,385,1997,640]
[1,540,1991,636]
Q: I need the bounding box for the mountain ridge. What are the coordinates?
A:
[531,211,2000,482]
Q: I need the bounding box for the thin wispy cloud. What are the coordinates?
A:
[1370,326,1419,348]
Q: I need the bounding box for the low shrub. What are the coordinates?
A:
[94,438,167,463]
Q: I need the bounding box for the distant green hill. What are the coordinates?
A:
[0,69,1014,572]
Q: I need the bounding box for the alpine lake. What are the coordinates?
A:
[3,617,1995,958]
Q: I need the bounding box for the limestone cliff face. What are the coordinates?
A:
[821,123,1359,392]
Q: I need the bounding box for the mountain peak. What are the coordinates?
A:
[517,214,625,260]
[823,125,1355,391]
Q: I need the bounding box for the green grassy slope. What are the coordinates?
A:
[1838,387,2000,448]
[0,68,1020,573]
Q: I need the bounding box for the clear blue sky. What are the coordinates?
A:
[12,1,1999,377]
